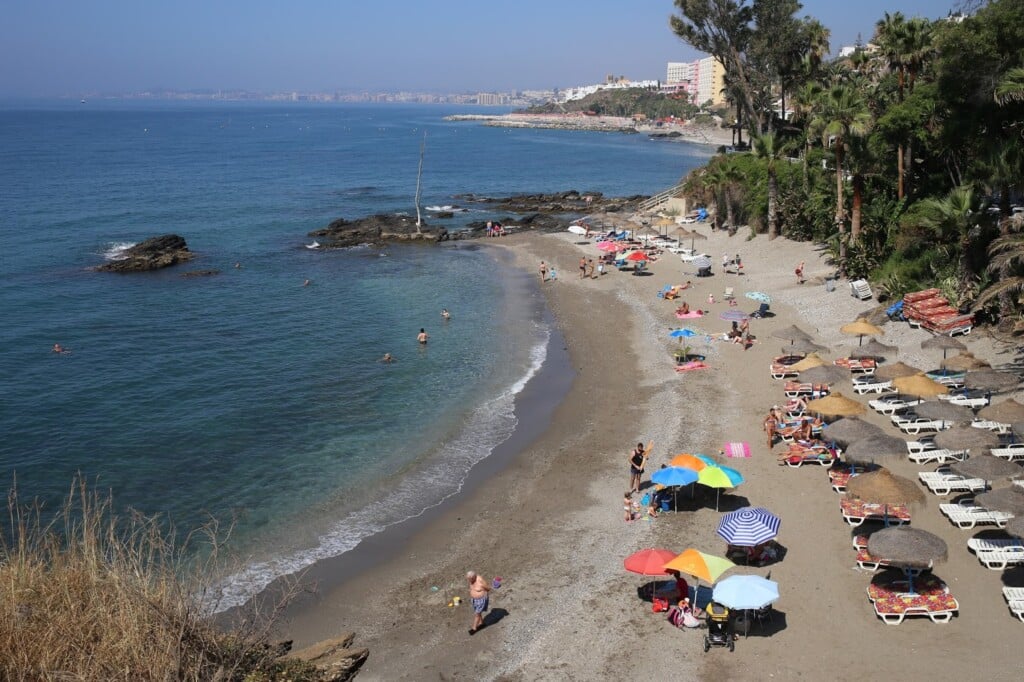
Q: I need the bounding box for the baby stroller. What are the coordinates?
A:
[703,602,734,652]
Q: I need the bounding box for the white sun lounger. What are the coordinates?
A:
[975,547,1024,570]
[969,538,1024,553]
[906,439,937,454]
[869,396,923,415]
[892,416,950,435]
[938,392,990,408]
[1002,588,1024,623]
[992,444,1024,462]
[940,502,1013,529]
[853,376,895,395]
[918,471,987,496]
[908,448,968,465]
[973,420,1012,434]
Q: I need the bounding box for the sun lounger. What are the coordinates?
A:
[872,592,958,624]
[918,471,987,496]
[906,438,937,454]
[992,444,1024,462]
[869,395,923,415]
[770,363,800,380]
[1004,600,1024,623]
[975,547,1024,570]
[892,415,950,435]
[840,499,911,527]
[968,538,1024,553]
[851,279,873,301]
[937,389,990,408]
[907,448,967,465]
[783,382,830,398]
[852,376,895,395]
[852,534,869,550]
[1002,588,1024,623]
[830,464,875,493]
[779,447,837,468]
[972,419,1012,434]
[834,357,877,374]
[867,574,948,602]
[939,501,1013,529]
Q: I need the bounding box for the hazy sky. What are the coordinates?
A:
[1,1,955,97]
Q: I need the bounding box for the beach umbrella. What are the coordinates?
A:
[693,453,720,466]
[949,455,1022,484]
[797,365,848,385]
[669,328,699,344]
[940,352,989,372]
[655,216,675,227]
[626,250,649,262]
[719,309,750,322]
[788,353,826,372]
[934,425,1000,452]
[805,392,865,417]
[857,306,891,326]
[867,528,948,594]
[843,434,910,463]
[651,466,700,511]
[1007,516,1024,540]
[921,335,967,359]
[978,398,1024,425]
[624,548,678,576]
[745,291,772,304]
[697,465,745,511]
[849,339,897,360]
[822,417,886,447]
[773,325,814,344]
[686,229,708,250]
[874,362,923,381]
[716,507,781,547]
[692,255,712,269]
[568,224,588,236]
[975,487,1024,517]
[840,318,884,346]
[670,453,710,471]
[914,401,974,424]
[892,373,949,399]
[964,370,1020,393]
[846,469,925,508]
[712,575,779,611]
[596,240,618,251]
[663,549,735,585]
[788,338,829,355]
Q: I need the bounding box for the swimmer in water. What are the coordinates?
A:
[441,308,451,321]
[303,279,311,287]
[417,328,429,344]
[52,343,68,354]
[381,353,394,363]
[234,262,241,269]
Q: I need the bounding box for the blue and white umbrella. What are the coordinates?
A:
[712,574,779,610]
[716,507,781,547]
[692,255,712,269]
[745,291,772,304]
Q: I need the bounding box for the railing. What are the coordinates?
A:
[638,182,686,212]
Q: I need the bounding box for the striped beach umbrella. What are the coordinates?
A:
[716,507,781,547]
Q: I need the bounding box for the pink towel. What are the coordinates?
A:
[724,442,751,458]
[675,311,705,319]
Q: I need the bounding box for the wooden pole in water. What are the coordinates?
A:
[414,132,426,233]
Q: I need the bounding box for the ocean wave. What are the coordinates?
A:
[209,326,550,613]
[102,241,136,261]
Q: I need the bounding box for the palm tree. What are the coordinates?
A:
[791,80,823,192]
[973,219,1024,317]
[917,185,978,296]
[811,84,872,264]
[995,67,1024,104]
[845,135,874,243]
[875,12,908,199]
[752,133,789,240]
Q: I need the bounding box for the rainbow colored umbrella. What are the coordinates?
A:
[697,465,745,510]
[663,549,735,585]
[669,453,709,471]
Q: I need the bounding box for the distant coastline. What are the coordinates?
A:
[445,112,734,146]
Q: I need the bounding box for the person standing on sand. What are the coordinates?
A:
[579,257,587,279]
[795,261,805,284]
[629,442,646,493]
[417,328,429,344]
[466,571,491,635]
[539,261,549,282]
[587,258,596,278]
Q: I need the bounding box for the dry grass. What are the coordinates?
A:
[0,477,314,681]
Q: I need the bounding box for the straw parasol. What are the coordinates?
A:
[840,318,884,346]
[773,325,815,343]
[822,417,886,447]
[934,425,1001,452]
[788,338,829,355]
[849,339,897,360]
[921,335,966,359]
[846,469,925,507]
[978,398,1024,425]
[857,306,891,326]
[963,369,1021,393]
[874,362,923,380]
[913,401,974,424]
[949,455,1022,483]
[940,352,990,372]
[788,353,826,372]
[805,392,866,417]
[843,434,911,462]
[975,487,1024,517]
[892,373,949,398]
[867,527,947,570]
[798,365,849,385]
[1013,422,1024,440]
[1008,515,1024,540]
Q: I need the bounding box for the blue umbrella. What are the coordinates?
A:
[651,466,699,512]
[716,507,781,547]
[712,574,779,610]
[669,328,698,339]
[745,291,772,304]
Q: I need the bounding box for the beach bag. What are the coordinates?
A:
[652,596,670,612]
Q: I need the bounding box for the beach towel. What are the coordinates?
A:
[675,311,705,319]
[723,442,751,458]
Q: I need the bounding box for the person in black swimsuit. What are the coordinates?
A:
[629,442,646,493]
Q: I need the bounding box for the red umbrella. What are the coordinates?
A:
[626,251,649,262]
[624,548,677,576]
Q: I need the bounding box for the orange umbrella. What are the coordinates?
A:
[670,453,709,471]
[663,549,735,585]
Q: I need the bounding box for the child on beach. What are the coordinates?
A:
[549,266,558,281]
[624,492,633,522]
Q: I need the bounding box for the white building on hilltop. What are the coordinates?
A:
[560,78,659,102]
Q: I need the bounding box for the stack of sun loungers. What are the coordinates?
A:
[902,288,974,336]
[867,573,959,624]
[1003,587,1024,622]
[968,538,1024,570]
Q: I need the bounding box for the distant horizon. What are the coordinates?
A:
[2,1,953,98]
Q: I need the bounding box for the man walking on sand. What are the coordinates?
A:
[467,570,491,635]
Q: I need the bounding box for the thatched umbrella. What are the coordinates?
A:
[913,401,974,424]
[1008,515,1024,540]
[805,392,865,418]
[867,527,947,571]
[798,365,849,385]
[844,434,910,463]
[822,418,886,447]
[840,318,884,346]
[892,373,949,398]
[940,352,990,372]
[934,425,1001,452]
[1013,422,1024,441]
[949,455,1023,484]
[857,306,891,326]
[975,487,1024,516]
[964,369,1021,393]
[849,339,897,360]
[773,325,815,344]
[788,353,826,372]
[788,338,829,355]
[846,469,925,527]
[921,335,966,359]
[978,398,1024,425]
[875,362,923,381]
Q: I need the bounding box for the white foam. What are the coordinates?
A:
[209,327,550,613]
[102,241,136,260]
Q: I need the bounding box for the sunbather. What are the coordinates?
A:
[676,302,690,315]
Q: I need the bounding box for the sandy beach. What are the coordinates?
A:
[276,224,1023,681]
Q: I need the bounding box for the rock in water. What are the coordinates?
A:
[96,234,195,272]
[308,214,448,248]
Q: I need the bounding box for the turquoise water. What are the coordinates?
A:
[0,102,711,605]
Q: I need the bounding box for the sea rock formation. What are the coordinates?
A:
[454,190,646,215]
[308,214,449,248]
[287,632,369,682]
[96,234,195,272]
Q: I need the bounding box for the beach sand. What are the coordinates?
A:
[276,225,1023,681]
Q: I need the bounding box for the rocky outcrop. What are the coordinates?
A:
[96,234,195,272]
[308,214,448,249]
[288,632,368,682]
[454,190,646,215]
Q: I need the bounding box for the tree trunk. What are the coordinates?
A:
[725,190,736,235]
[803,140,810,192]
[835,145,847,264]
[767,170,779,240]
[897,143,905,200]
[851,174,864,242]
[904,140,913,197]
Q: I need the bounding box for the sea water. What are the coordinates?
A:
[0,101,711,607]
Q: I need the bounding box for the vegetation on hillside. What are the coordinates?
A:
[524,88,701,121]
[672,0,1024,329]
